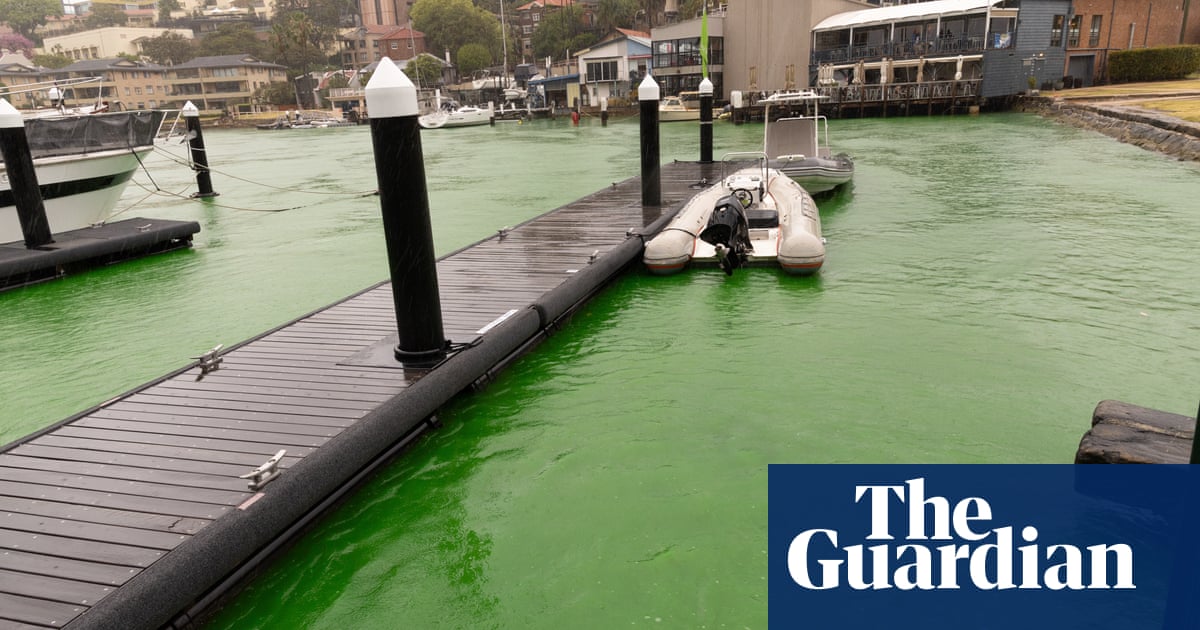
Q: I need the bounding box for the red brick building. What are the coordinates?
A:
[1065,0,1200,86]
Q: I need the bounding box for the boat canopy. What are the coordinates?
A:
[813,0,1003,32]
[22,111,167,160]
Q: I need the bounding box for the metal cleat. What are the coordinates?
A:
[239,449,286,490]
[589,250,600,264]
[193,344,224,377]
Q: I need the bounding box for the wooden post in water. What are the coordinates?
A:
[600,97,608,127]
[182,102,218,199]
[365,58,448,368]
[638,74,661,207]
[699,77,714,163]
[0,98,54,248]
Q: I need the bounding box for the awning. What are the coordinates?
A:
[814,0,1002,32]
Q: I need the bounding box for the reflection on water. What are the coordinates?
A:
[1,113,1198,628]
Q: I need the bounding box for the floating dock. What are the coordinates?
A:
[0,217,200,291]
[0,160,722,629]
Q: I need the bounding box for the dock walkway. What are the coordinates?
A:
[0,160,723,629]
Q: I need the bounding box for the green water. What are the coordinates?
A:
[2,113,1198,628]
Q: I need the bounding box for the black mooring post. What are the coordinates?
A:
[600,96,609,127]
[699,77,714,163]
[365,58,448,368]
[0,98,54,248]
[638,74,661,207]
[182,102,217,199]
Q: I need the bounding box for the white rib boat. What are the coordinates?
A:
[643,154,825,276]
[759,91,854,194]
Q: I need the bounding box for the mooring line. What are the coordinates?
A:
[152,145,376,197]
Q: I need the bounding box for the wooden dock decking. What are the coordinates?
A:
[0,160,724,629]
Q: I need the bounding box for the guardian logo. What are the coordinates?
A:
[768,465,1200,629]
[787,478,1134,591]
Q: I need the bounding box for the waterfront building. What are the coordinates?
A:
[340,23,421,69]
[650,11,724,99]
[809,0,1072,100]
[359,0,413,28]
[162,54,287,112]
[513,0,597,59]
[576,28,649,106]
[1065,0,1200,87]
[723,0,863,95]
[41,26,195,61]
[0,52,45,109]
[53,57,170,110]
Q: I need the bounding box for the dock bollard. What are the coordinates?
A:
[182,102,218,199]
[638,74,661,207]
[600,97,608,127]
[699,77,714,163]
[365,58,448,368]
[0,98,54,248]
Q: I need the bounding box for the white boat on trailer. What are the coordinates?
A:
[1,96,169,245]
[760,90,853,195]
[643,153,825,276]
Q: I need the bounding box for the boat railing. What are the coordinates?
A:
[719,151,769,183]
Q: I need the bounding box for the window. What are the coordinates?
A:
[1067,15,1081,47]
[124,87,131,95]
[135,87,142,95]
[1050,15,1064,47]
[390,41,398,49]
[586,60,618,82]
[532,12,539,22]
[1089,15,1102,47]
[146,86,153,94]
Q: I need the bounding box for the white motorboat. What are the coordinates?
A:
[1,103,168,245]
[760,91,853,194]
[418,101,493,129]
[659,91,702,122]
[643,154,825,276]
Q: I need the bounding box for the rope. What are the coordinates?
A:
[153,144,376,197]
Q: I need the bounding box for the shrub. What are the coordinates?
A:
[1108,45,1200,83]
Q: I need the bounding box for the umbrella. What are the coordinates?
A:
[955,54,964,81]
[854,59,865,85]
[916,57,925,83]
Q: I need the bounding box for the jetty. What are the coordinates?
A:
[0,61,725,629]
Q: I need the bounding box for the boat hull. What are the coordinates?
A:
[419,108,493,129]
[768,154,854,194]
[1,148,150,244]
[658,109,700,122]
[644,167,824,275]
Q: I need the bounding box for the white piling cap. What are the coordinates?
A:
[638,74,660,101]
[182,101,199,117]
[699,77,713,96]
[365,57,419,118]
[0,99,25,129]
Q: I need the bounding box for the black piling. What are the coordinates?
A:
[638,75,661,207]
[365,58,448,368]
[182,102,218,199]
[600,97,609,127]
[699,77,714,163]
[0,98,54,248]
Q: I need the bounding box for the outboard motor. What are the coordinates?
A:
[699,194,753,275]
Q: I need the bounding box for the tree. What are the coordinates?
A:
[456,43,490,77]
[32,53,73,68]
[0,0,63,40]
[531,5,594,59]
[410,0,500,64]
[271,0,357,59]
[270,12,326,105]
[140,31,195,65]
[254,81,295,106]
[86,4,129,28]
[405,55,442,88]
[0,33,35,57]
[158,0,181,22]
[595,0,637,33]
[198,23,267,58]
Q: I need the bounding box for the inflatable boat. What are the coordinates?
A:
[643,157,825,276]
